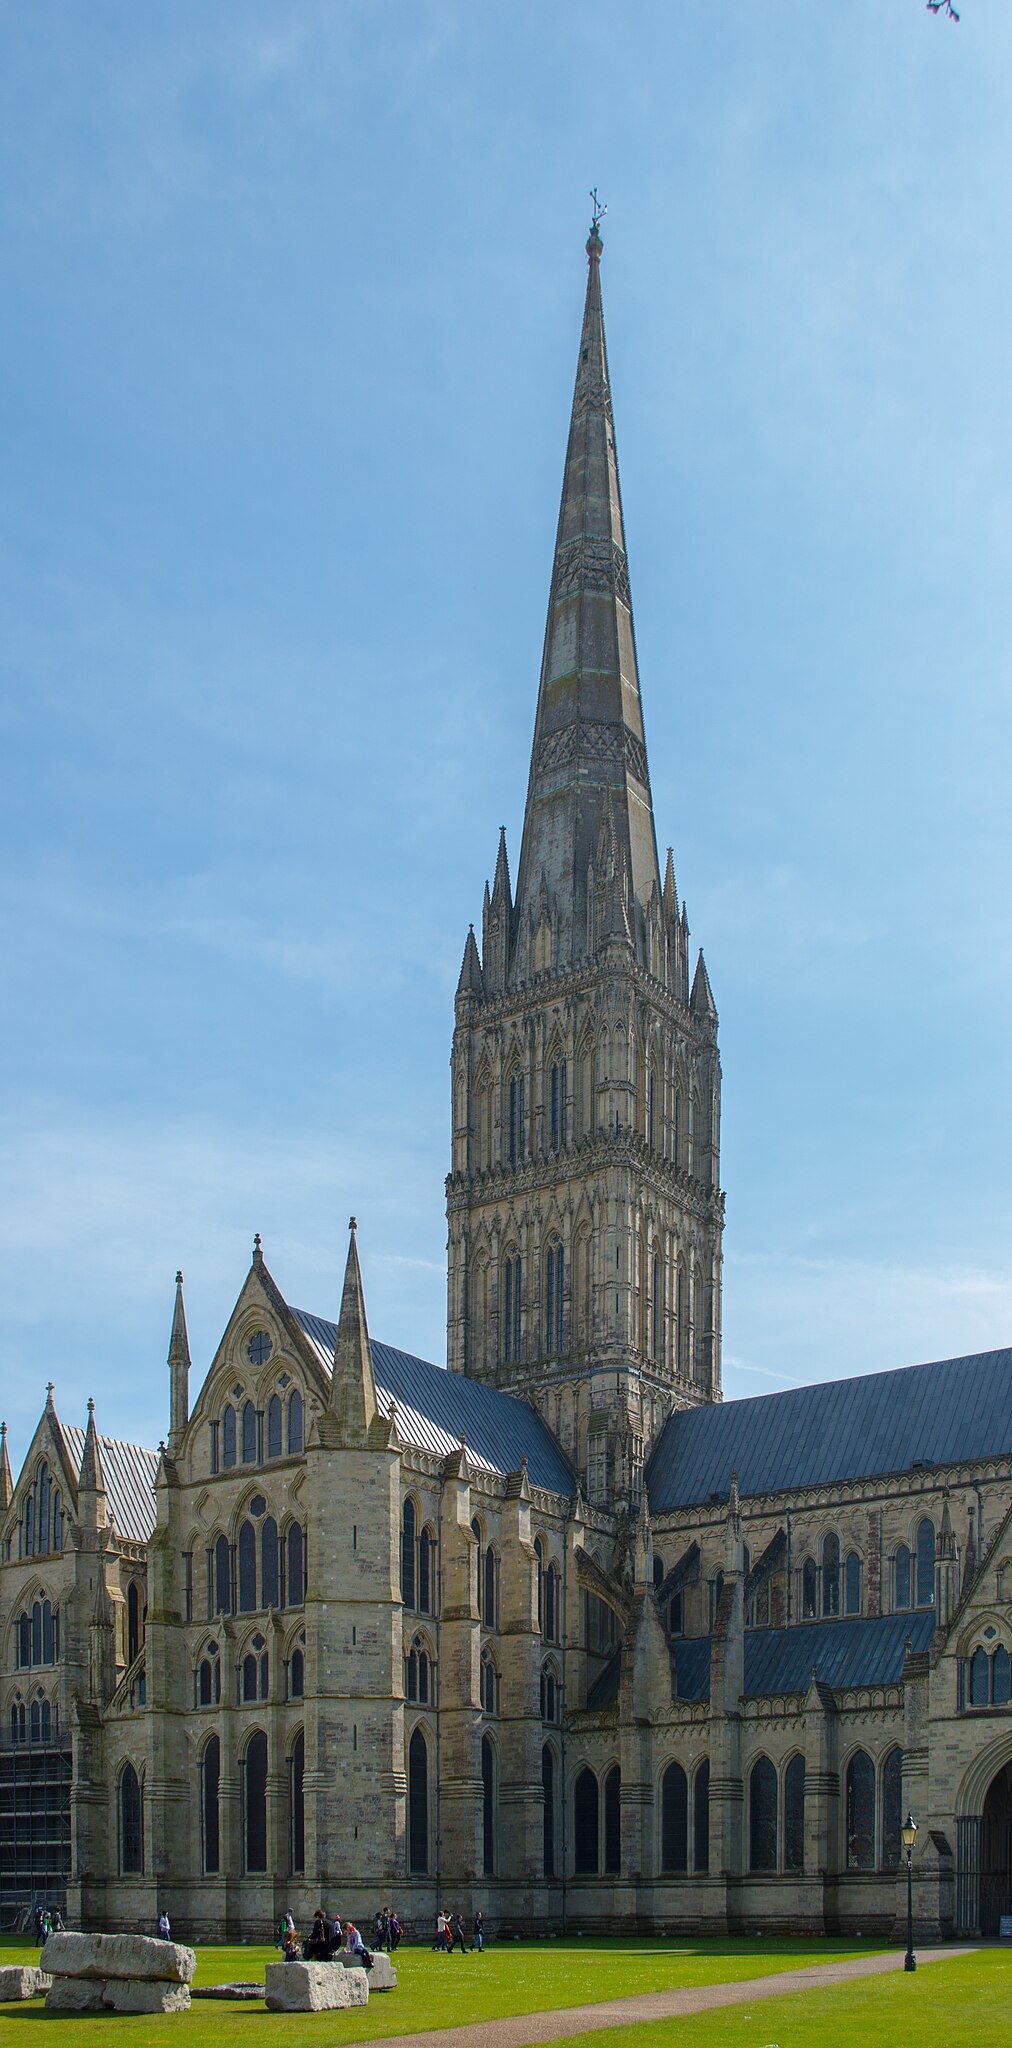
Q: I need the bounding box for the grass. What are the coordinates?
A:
[546,1947,1012,2048]
[2,1933,997,2048]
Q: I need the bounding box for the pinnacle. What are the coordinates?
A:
[168,1269,191,1368]
[329,1217,378,1447]
[79,1398,107,1494]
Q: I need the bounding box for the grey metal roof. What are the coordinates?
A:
[62,1427,159,1545]
[292,1312,575,1497]
[673,1609,936,1703]
[646,1347,1012,1511]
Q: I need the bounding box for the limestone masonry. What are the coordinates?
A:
[2,223,1011,1941]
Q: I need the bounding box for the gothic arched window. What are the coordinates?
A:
[51,1489,63,1552]
[287,1389,304,1456]
[969,1645,989,1706]
[401,1498,416,1609]
[408,1726,428,1873]
[749,1756,777,1871]
[238,1520,257,1613]
[120,1763,143,1874]
[243,1731,268,1872]
[545,1241,564,1354]
[480,1647,499,1715]
[651,1253,661,1362]
[845,1750,876,1869]
[201,1737,220,1874]
[784,1755,805,1871]
[418,1527,433,1614]
[545,1563,560,1643]
[484,1547,498,1630]
[801,1556,817,1619]
[661,1761,688,1872]
[261,1517,279,1611]
[550,1060,567,1153]
[23,1494,33,1557]
[574,1766,598,1875]
[37,1465,50,1553]
[845,1550,862,1615]
[503,1254,522,1364]
[915,1517,936,1607]
[822,1533,840,1617]
[241,1400,257,1466]
[267,1395,282,1460]
[894,1545,911,1610]
[290,1646,305,1699]
[882,1746,903,1868]
[508,1071,525,1167]
[222,1405,236,1469]
[994,1645,1012,1706]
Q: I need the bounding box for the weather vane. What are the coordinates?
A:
[589,188,607,234]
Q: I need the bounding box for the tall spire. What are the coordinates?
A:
[167,1269,191,1446]
[328,1218,378,1447]
[512,217,661,975]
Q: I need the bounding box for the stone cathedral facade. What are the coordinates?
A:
[2,227,1012,1943]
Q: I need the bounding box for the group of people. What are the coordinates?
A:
[278,1906,402,1967]
[434,1909,484,1953]
[32,1907,64,1946]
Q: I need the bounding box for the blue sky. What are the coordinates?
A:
[2,1,1010,1466]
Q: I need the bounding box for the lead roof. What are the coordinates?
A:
[61,1426,159,1545]
[646,1348,1012,1511]
[672,1609,936,1703]
[293,1312,576,1496]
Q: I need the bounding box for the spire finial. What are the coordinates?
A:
[253,1232,262,1258]
[87,1396,95,1416]
[45,1382,55,1404]
[175,1269,183,1287]
[349,1215,357,1233]
[588,187,606,254]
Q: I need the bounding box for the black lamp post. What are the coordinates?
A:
[901,1813,918,1971]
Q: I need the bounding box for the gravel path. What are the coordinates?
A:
[357,1945,976,2048]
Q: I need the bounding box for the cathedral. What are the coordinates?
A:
[2,222,1012,1943]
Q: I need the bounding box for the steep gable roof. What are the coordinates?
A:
[293,1312,574,1495]
[61,1426,158,1544]
[647,1347,1012,1511]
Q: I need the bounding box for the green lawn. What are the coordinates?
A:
[1,1933,887,2045]
[547,1948,1012,2048]
[1,1933,1002,2048]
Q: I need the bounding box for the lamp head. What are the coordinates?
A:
[901,1813,918,1851]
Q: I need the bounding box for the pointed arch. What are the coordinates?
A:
[119,1761,144,1875]
[408,1724,429,1873]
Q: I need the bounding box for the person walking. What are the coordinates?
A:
[473,1909,484,1952]
[451,1912,469,1954]
[389,1910,402,1952]
[33,1908,45,1947]
[434,1909,450,1952]
[158,1910,170,1940]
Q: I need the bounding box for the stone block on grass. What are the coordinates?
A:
[43,1931,196,1984]
[264,1961,369,2012]
[46,1977,191,2014]
[337,1952,398,1990]
[0,1966,46,2001]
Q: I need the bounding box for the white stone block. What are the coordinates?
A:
[0,1966,45,2000]
[264,1961,369,2012]
[105,1980,191,2013]
[337,1952,397,1990]
[43,1932,196,1984]
[46,1978,108,2012]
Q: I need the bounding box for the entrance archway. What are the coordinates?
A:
[981,1762,1012,1936]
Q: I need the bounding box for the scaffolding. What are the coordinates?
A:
[0,1733,72,1926]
